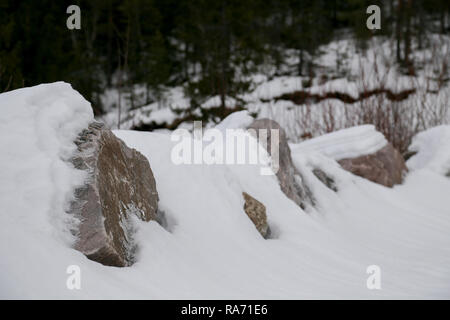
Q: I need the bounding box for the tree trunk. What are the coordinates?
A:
[404,0,411,66]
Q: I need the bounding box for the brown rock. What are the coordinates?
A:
[70,122,159,267]
[248,119,314,209]
[242,192,270,238]
[338,143,407,187]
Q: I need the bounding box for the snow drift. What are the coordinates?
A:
[407,125,450,176]
[290,125,388,161]
[1,83,450,299]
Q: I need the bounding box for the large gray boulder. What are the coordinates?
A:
[248,119,314,209]
[338,143,407,187]
[70,122,159,267]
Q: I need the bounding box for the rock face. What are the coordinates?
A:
[338,143,407,187]
[242,192,270,238]
[70,122,159,267]
[248,119,314,209]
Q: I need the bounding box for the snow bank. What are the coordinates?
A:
[291,125,387,160]
[407,125,450,175]
[0,83,94,298]
[0,82,93,241]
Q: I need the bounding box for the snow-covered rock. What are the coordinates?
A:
[292,125,407,187]
[0,82,93,248]
[338,143,408,187]
[248,119,314,209]
[312,168,338,192]
[291,125,388,161]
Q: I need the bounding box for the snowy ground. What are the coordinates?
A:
[1,83,450,299]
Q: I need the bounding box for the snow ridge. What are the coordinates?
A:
[0,82,93,245]
[407,125,450,175]
[291,125,388,160]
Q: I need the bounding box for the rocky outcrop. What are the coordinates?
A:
[338,143,407,187]
[242,192,270,239]
[248,119,314,209]
[70,122,159,267]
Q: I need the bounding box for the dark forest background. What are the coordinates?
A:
[0,0,449,115]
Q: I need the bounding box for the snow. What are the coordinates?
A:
[202,96,237,110]
[0,82,94,298]
[407,125,450,175]
[1,84,450,299]
[291,125,388,160]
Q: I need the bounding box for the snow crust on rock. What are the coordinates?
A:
[291,125,388,160]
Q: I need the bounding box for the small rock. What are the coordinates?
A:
[242,192,270,239]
